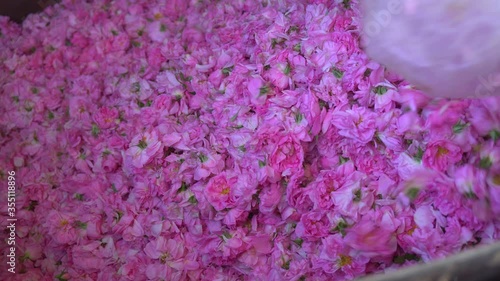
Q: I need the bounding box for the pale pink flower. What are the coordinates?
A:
[248,77,269,105]
[125,131,162,168]
[331,106,377,144]
[344,213,398,258]
[422,140,462,172]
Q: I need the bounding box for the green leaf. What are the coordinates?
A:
[414,147,424,162]
[464,191,478,200]
[333,219,348,237]
[406,187,420,200]
[111,30,119,36]
[131,40,141,47]
[342,0,351,9]
[188,195,198,204]
[319,99,329,110]
[404,253,420,261]
[56,271,68,281]
[294,112,303,124]
[20,252,30,262]
[179,73,192,81]
[74,220,87,230]
[138,139,148,149]
[198,153,208,163]
[27,200,38,211]
[288,26,299,34]
[331,67,344,79]
[453,122,467,134]
[264,64,271,71]
[293,43,301,52]
[259,86,269,96]
[79,152,87,160]
[160,23,167,32]
[230,113,238,122]
[284,63,291,75]
[65,39,72,46]
[281,259,290,270]
[339,156,349,164]
[178,182,188,193]
[222,65,234,76]
[479,157,492,169]
[48,111,55,120]
[258,160,266,167]
[114,210,124,222]
[271,38,278,49]
[238,145,246,152]
[353,189,362,202]
[393,255,406,265]
[393,253,420,264]
[91,124,100,137]
[137,99,145,108]
[293,238,303,247]
[489,130,500,141]
[131,82,141,93]
[74,193,84,201]
[31,87,39,94]
[374,85,388,95]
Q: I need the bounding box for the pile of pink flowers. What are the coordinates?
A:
[0,0,499,280]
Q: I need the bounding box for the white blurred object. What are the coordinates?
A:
[361,0,500,99]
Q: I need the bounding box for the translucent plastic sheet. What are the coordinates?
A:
[361,0,500,99]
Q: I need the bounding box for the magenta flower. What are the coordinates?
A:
[2,1,500,279]
[422,140,462,172]
[331,106,377,144]
[295,211,331,241]
[316,235,370,278]
[204,173,237,211]
[344,213,398,258]
[45,210,79,245]
[247,76,270,105]
[93,106,119,129]
[268,134,304,179]
[124,131,162,168]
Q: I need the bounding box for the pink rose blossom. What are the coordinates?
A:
[422,140,462,172]
[331,106,377,144]
[124,131,162,168]
[295,211,331,240]
[269,134,304,179]
[204,173,237,211]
